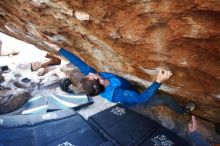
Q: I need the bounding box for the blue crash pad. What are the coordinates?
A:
[88,104,191,146]
[20,93,93,115]
[0,108,112,146]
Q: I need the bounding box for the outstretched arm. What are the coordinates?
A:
[112,81,161,103]
[112,69,172,104]
[58,48,97,75]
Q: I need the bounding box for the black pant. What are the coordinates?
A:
[137,93,186,115]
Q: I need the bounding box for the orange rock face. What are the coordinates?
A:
[0,0,219,122]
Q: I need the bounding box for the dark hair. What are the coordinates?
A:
[80,77,105,96]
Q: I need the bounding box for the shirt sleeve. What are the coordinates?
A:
[112,81,161,104]
[189,131,210,146]
[59,48,97,75]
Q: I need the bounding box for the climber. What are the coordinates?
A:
[56,47,195,115]
[188,116,211,146]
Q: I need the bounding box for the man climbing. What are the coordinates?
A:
[56,47,195,115]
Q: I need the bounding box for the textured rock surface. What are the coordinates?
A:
[0,0,219,123]
[0,89,30,114]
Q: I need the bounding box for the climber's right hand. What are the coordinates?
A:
[156,68,172,83]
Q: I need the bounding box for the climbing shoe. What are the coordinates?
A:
[184,102,196,113]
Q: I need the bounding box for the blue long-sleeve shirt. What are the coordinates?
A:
[189,131,210,146]
[59,48,161,104]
